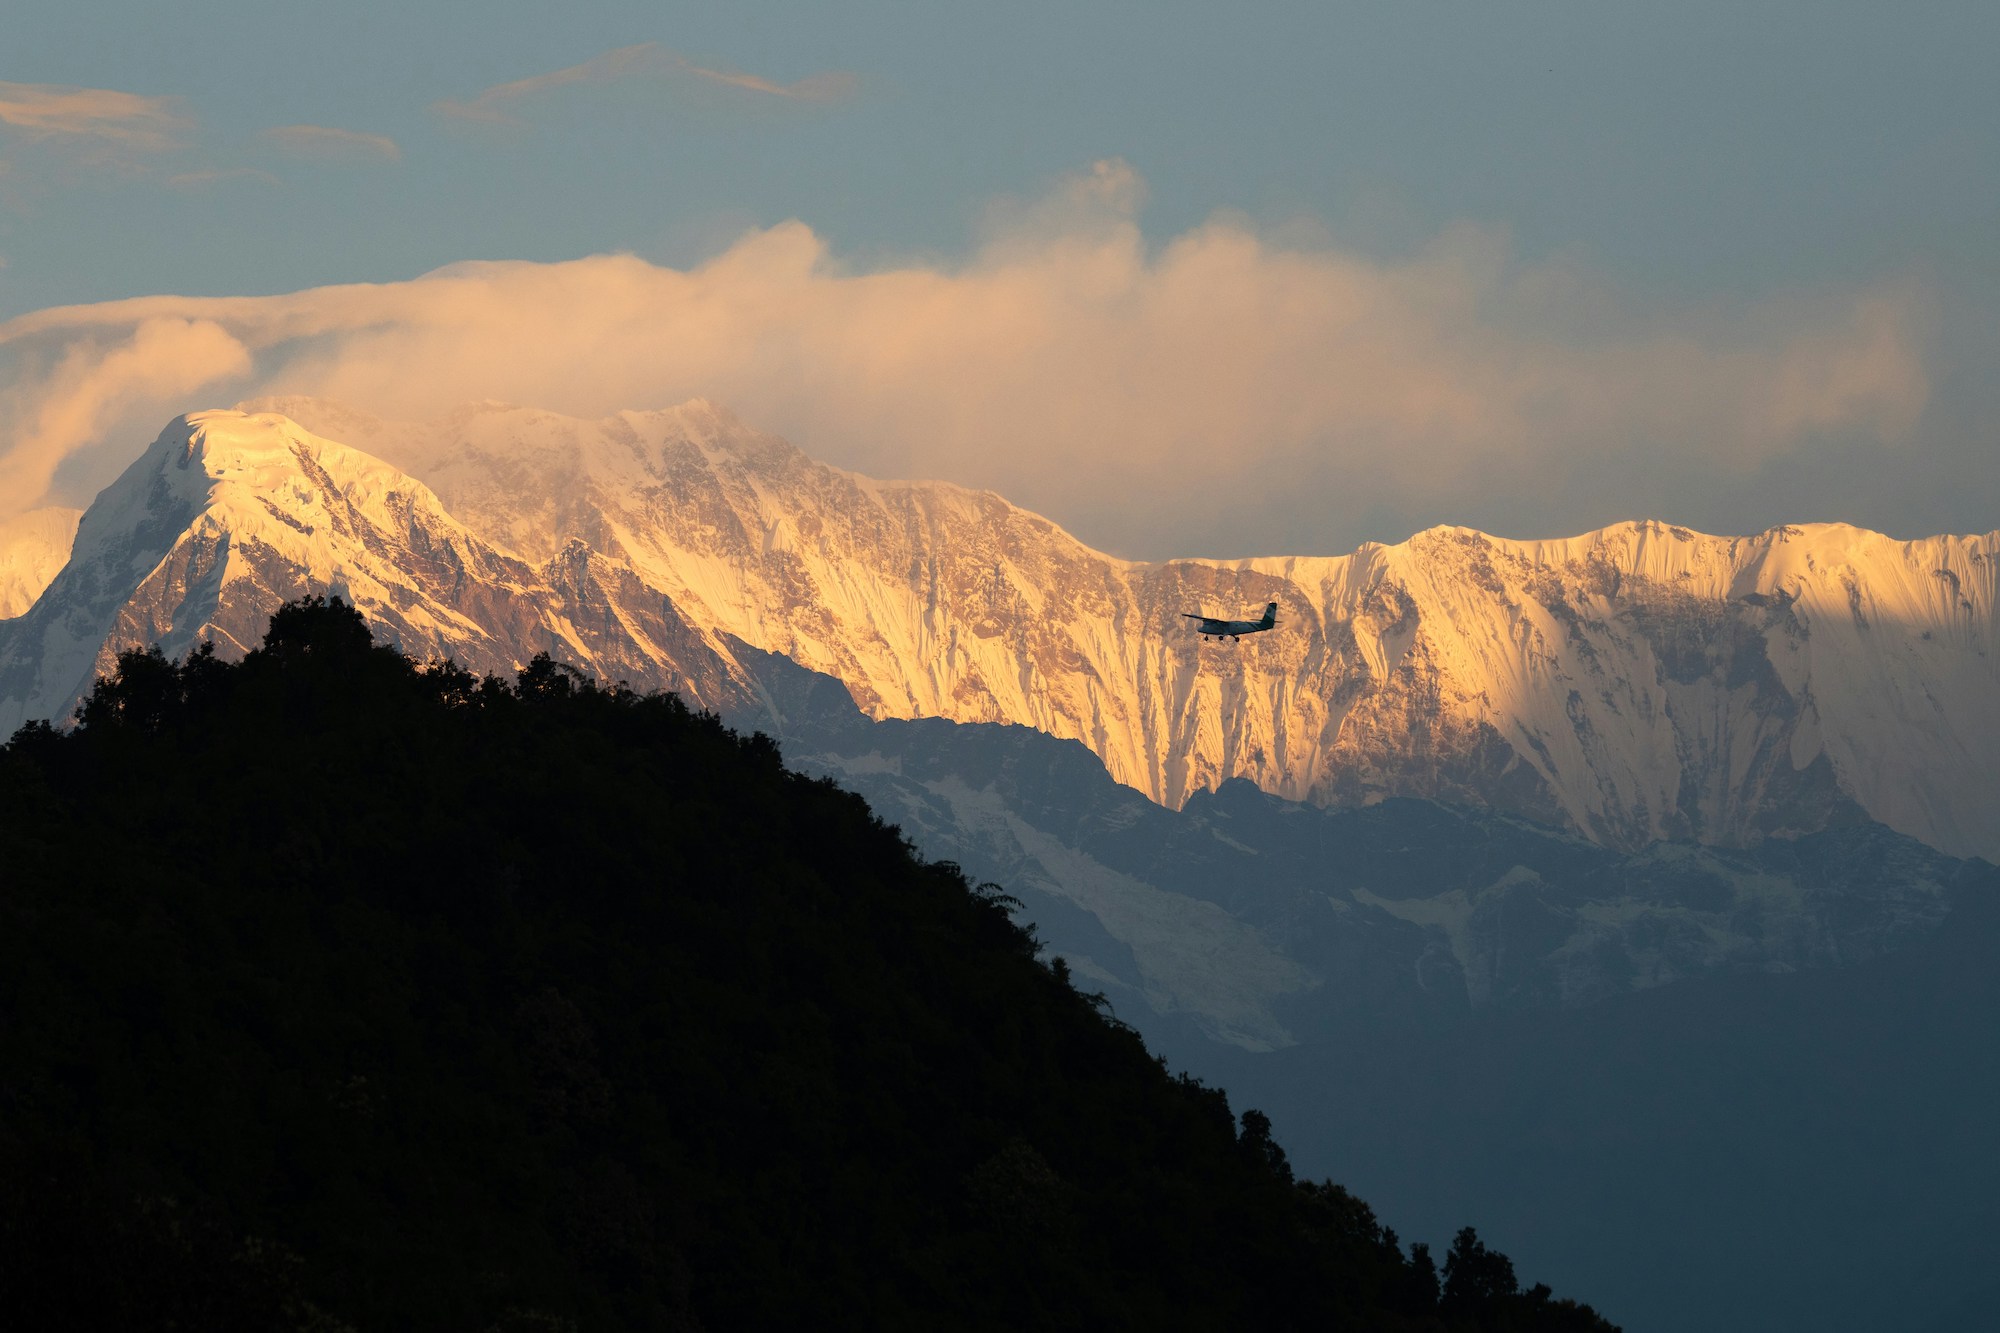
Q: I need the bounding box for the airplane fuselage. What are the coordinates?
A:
[1183,601,1278,641]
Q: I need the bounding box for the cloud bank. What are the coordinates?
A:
[0,162,1930,554]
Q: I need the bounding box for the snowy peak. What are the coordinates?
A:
[0,410,745,733]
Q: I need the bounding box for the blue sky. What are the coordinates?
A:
[3,2,1996,556]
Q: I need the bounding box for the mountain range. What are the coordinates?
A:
[4,398,1998,861]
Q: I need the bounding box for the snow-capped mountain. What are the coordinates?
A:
[9,397,2000,863]
[0,507,81,620]
[248,395,2000,862]
[0,410,743,733]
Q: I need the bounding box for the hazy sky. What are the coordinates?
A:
[2,2,1995,557]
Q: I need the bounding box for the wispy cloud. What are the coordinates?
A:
[0,80,191,151]
[166,167,281,189]
[0,162,1932,550]
[0,317,250,517]
[261,124,402,161]
[434,42,857,124]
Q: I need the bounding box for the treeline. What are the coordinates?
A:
[0,598,1617,1331]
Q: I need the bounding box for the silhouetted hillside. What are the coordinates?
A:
[0,598,1616,1332]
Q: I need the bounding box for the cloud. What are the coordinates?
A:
[167,167,281,189]
[0,318,250,517]
[261,124,401,161]
[0,80,191,151]
[434,42,857,124]
[0,162,1931,553]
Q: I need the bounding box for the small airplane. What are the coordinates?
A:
[1183,601,1278,642]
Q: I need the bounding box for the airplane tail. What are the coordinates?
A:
[1260,601,1278,629]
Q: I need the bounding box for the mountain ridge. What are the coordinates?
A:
[7,397,1998,860]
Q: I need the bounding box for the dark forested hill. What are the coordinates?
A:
[0,598,1615,1332]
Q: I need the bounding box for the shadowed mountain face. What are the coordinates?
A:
[730,645,1991,1053]
[8,399,2000,858]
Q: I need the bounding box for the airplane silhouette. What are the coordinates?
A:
[1184,601,1278,642]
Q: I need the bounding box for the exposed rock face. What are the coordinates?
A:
[0,410,744,732]
[12,396,2000,862]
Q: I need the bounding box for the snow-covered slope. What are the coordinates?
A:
[17,397,2000,862]
[0,410,743,733]
[246,397,2000,861]
[0,507,81,619]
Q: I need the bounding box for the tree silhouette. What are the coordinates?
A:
[1444,1225,1520,1324]
[0,597,1620,1332]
